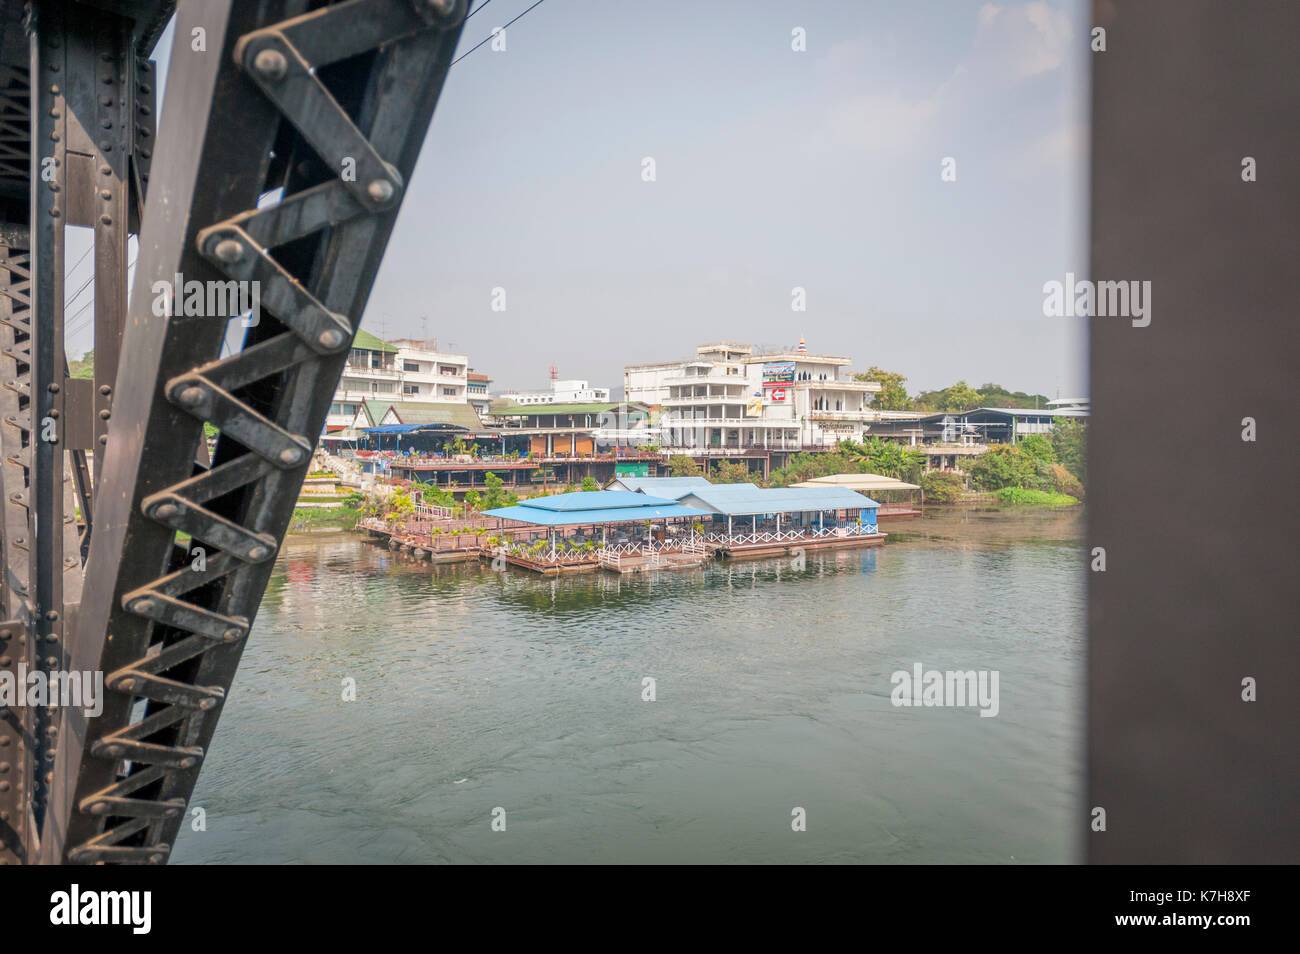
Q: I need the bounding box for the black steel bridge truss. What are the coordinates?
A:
[0,0,466,865]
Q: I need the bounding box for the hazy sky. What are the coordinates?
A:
[86,0,1090,401]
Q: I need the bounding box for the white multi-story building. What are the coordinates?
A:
[626,340,882,451]
[466,370,492,416]
[497,378,610,406]
[326,332,473,430]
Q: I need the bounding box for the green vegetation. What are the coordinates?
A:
[711,459,753,483]
[838,436,924,481]
[69,351,94,380]
[919,470,965,503]
[848,366,1053,413]
[966,427,1086,499]
[287,504,363,531]
[912,380,1051,412]
[581,476,599,492]
[385,488,416,519]
[993,488,1079,508]
[667,454,703,478]
[1048,418,1086,483]
[482,471,518,509]
[853,366,911,410]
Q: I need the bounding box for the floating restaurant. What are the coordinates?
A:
[481,490,707,574]
[477,478,885,573]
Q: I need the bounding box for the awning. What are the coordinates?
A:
[792,473,920,491]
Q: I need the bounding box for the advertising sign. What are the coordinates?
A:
[762,361,795,386]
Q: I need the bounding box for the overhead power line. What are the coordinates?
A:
[453,0,548,66]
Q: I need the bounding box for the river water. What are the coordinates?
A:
[171,506,1085,864]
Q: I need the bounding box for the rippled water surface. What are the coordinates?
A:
[172,506,1085,864]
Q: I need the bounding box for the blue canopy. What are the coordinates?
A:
[483,490,703,527]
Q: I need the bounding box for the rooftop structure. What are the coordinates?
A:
[497,378,611,406]
[676,484,879,516]
[326,331,474,431]
[624,339,883,452]
[482,491,702,527]
[791,473,921,492]
[604,475,713,495]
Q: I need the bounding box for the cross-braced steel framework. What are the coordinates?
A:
[0,0,466,865]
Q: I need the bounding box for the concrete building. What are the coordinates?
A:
[497,378,610,406]
[493,401,653,457]
[467,370,492,416]
[325,331,472,431]
[625,339,883,451]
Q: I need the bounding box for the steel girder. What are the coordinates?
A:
[36,0,466,864]
[1,0,155,865]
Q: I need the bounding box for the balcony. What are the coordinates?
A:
[808,410,873,422]
[660,395,748,407]
[662,415,798,428]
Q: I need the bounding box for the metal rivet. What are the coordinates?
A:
[253,48,287,81]
[213,238,243,263]
[279,447,303,465]
[248,545,269,560]
[153,503,178,520]
[367,179,395,203]
[178,386,204,406]
[318,329,344,349]
[131,599,155,614]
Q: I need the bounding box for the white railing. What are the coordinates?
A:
[495,545,598,565]
[415,504,456,520]
[598,541,708,569]
[703,525,878,546]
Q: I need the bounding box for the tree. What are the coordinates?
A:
[667,454,702,478]
[580,476,599,492]
[1017,434,1056,463]
[1049,419,1086,483]
[937,380,982,412]
[69,350,94,380]
[854,366,911,410]
[463,489,481,512]
[839,437,923,482]
[920,470,965,503]
[713,459,752,483]
[482,472,517,510]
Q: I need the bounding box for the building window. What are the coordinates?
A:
[403,360,421,372]
[403,384,420,395]
[441,386,457,397]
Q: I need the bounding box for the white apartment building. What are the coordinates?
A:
[497,378,611,406]
[466,370,492,416]
[625,340,882,451]
[326,332,471,430]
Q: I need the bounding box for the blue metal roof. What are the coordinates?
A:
[611,476,713,496]
[482,489,703,525]
[677,485,879,516]
[520,490,680,512]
